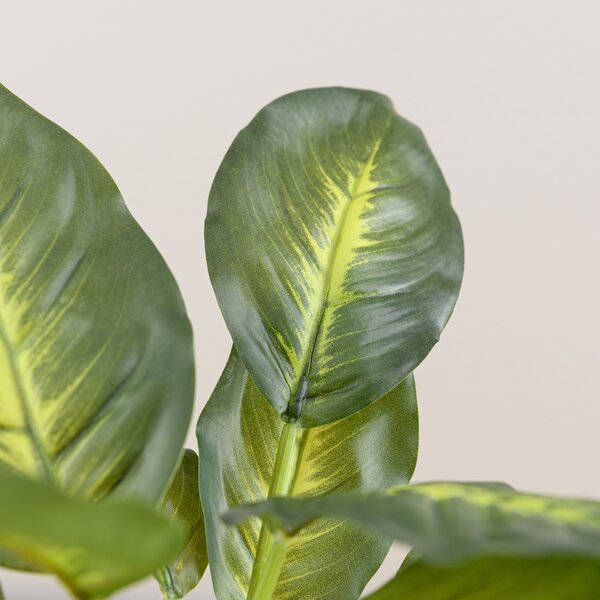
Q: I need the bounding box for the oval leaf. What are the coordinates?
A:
[197,349,418,599]
[155,449,208,600]
[205,87,463,426]
[224,482,600,564]
[0,83,194,502]
[0,465,184,599]
[366,556,600,599]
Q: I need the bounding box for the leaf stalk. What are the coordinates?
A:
[247,422,304,599]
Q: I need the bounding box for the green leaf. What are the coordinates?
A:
[0,464,184,599]
[0,83,194,503]
[197,349,418,600]
[365,556,600,599]
[155,449,208,600]
[205,87,463,426]
[224,481,600,564]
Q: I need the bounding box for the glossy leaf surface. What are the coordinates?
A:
[0,83,194,502]
[0,465,184,599]
[364,555,600,599]
[205,87,463,426]
[225,482,600,564]
[197,349,418,600]
[155,449,208,600]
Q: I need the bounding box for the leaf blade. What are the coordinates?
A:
[0,83,194,503]
[0,465,184,599]
[197,349,418,600]
[205,87,463,426]
[155,449,208,600]
[224,482,600,564]
[365,556,600,599]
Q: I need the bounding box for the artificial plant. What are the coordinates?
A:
[1,83,600,600]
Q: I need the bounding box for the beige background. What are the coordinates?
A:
[1,0,599,597]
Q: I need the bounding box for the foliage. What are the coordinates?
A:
[155,450,208,599]
[0,82,194,597]
[1,83,599,599]
[0,465,183,599]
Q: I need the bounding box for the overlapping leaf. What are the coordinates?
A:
[225,482,600,564]
[364,555,600,599]
[155,449,208,600]
[0,83,194,504]
[197,349,418,600]
[205,87,463,426]
[0,465,183,599]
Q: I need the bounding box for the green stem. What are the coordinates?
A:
[247,422,303,600]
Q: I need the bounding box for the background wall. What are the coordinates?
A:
[1,0,599,597]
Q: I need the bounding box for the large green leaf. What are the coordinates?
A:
[197,348,418,600]
[0,464,184,599]
[205,87,463,426]
[0,83,194,503]
[155,449,208,600]
[364,555,600,599]
[224,482,600,564]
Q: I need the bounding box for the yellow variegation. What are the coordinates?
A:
[0,85,193,509]
[155,449,208,600]
[205,87,463,426]
[197,349,418,600]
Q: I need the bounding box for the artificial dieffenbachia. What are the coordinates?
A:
[205,87,463,427]
[197,349,418,600]
[0,83,194,505]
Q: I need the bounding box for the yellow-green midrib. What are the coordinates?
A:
[286,129,388,415]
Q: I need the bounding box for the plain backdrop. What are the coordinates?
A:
[1,1,599,598]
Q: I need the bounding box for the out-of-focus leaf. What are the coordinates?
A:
[155,450,207,599]
[364,555,600,599]
[0,465,184,599]
[205,87,463,426]
[197,349,418,599]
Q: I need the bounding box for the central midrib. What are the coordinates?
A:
[0,300,56,484]
[285,129,388,420]
[249,127,390,596]
[246,422,305,600]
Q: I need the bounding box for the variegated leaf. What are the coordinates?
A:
[225,482,600,565]
[197,349,417,600]
[205,87,462,426]
[155,449,208,600]
[0,82,194,508]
